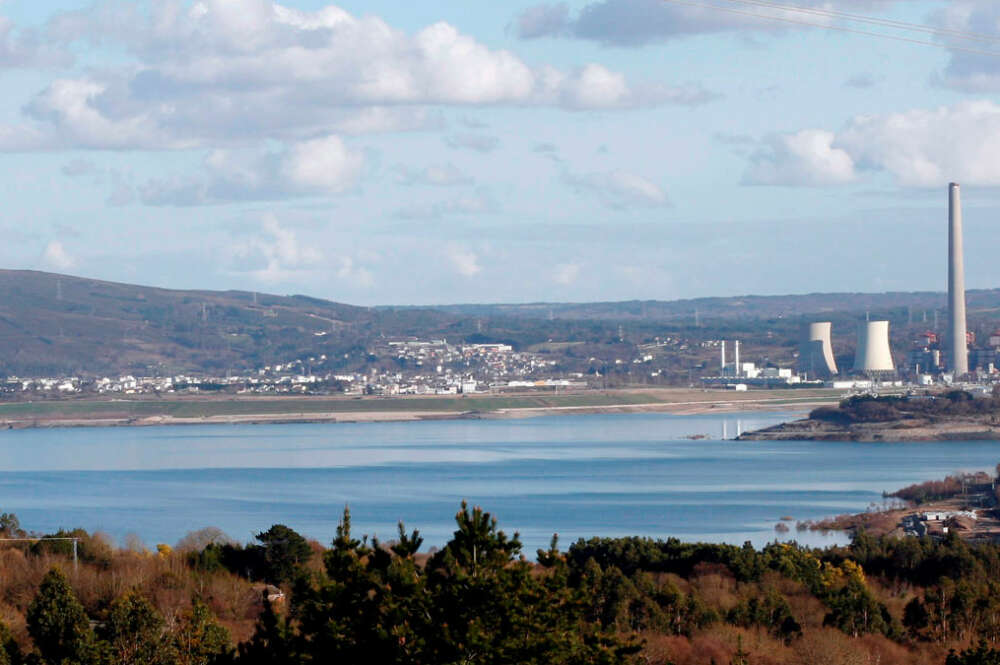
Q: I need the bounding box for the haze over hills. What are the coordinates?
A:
[413,291,1000,322]
[3,269,1000,377]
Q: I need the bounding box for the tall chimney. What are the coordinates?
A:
[735,341,741,377]
[949,183,969,377]
[721,341,726,371]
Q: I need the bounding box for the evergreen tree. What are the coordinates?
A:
[947,642,1000,665]
[0,621,22,665]
[104,591,171,665]
[236,597,298,665]
[173,601,232,665]
[26,567,103,665]
[254,525,313,585]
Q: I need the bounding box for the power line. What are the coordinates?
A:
[662,0,1000,58]
[717,0,1000,45]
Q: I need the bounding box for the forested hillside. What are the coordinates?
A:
[0,505,999,664]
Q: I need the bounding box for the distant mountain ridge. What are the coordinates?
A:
[2,269,999,376]
[0,270,452,376]
[397,290,1000,321]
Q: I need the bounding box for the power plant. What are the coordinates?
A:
[798,322,838,378]
[853,321,895,374]
[699,182,983,390]
[949,183,969,377]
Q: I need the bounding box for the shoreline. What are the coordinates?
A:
[0,390,838,430]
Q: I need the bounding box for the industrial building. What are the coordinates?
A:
[798,322,838,379]
[853,320,895,374]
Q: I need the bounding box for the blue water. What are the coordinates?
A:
[1,412,999,554]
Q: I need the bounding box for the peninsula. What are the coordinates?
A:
[738,390,1000,442]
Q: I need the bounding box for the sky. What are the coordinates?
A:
[1,0,1000,305]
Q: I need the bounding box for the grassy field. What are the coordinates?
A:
[0,388,843,423]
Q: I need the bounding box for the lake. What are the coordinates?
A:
[1,411,999,554]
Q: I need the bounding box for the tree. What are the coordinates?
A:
[173,601,232,665]
[236,597,298,665]
[947,642,1000,665]
[0,621,22,665]
[104,590,171,665]
[254,525,313,585]
[0,513,23,538]
[26,567,103,665]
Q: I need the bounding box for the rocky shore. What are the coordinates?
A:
[737,415,1000,442]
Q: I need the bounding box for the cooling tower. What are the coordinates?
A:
[798,322,838,378]
[949,183,969,377]
[853,321,894,373]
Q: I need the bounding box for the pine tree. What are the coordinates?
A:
[173,601,232,665]
[26,567,103,665]
[0,620,22,665]
[104,590,171,665]
[237,597,298,665]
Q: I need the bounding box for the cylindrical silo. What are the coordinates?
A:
[798,322,838,378]
[853,321,894,372]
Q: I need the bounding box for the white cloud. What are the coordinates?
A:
[0,1,709,152]
[516,0,902,46]
[746,101,1000,188]
[0,16,69,68]
[930,1,1000,92]
[516,4,570,39]
[41,240,75,271]
[553,263,581,285]
[280,135,363,192]
[225,214,323,282]
[446,245,481,277]
[336,256,375,288]
[566,169,670,208]
[140,135,363,205]
[743,129,856,186]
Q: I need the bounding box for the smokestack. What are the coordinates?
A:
[735,341,741,377]
[949,183,969,377]
[721,341,726,371]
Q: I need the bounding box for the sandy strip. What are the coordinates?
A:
[0,394,840,429]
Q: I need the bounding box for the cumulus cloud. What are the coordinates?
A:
[395,163,473,186]
[565,169,670,209]
[514,0,900,45]
[336,256,375,288]
[41,240,75,271]
[446,246,481,277]
[0,16,69,68]
[140,135,363,205]
[516,4,570,39]
[837,101,1000,186]
[745,101,1000,187]
[743,130,856,186]
[225,214,323,282]
[0,1,710,152]
[930,1,1000,92]
[553,262,581,285]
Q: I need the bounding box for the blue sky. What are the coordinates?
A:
[1,0,999,305]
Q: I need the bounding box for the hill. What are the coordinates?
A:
[3,269,1000,378]
[0,270,457,376]
[412,290,1000,322]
